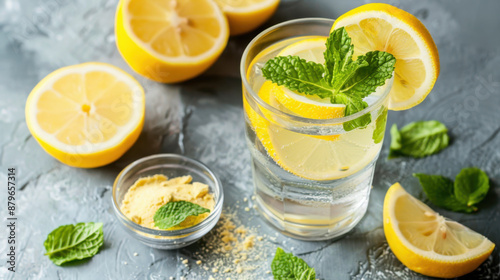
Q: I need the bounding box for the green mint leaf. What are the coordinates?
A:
[261,55,332,98]
[153,201,210,230]
[454,168,489,207]
[389,124,402,150]
[389,120,449,159]
[324,27,354,85]
[44,222,104,265]
[271,247,316,280]
[333,93,371,131]
[413,174,474,213]
[388,124,403,159]
[372,106,388,144]
[341,51,396,98]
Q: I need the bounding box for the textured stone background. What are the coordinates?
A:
[1,0,499,279]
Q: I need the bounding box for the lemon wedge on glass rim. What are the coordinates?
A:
[115,0,229,83]
[383,183,495,278]
[332,3,440,110]
[25,62,145,168]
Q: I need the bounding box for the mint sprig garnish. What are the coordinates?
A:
[413,168,490,213]
[262,27,396,131]
[389,120,449,159]
[153,201,210,229]
[271,247,316,280]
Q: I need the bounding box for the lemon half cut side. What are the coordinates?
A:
[116,0,229,83]
[214,0,280,35]
[25,62,145,168]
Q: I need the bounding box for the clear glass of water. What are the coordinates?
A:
[241,18,393,240]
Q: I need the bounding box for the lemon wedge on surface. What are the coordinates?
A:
[332,3,439,110]
[383,183,495,278]
[214,0,279,35]
[25,62,145,168]
[115,0,229,83]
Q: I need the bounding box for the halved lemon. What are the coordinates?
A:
[214,0,279,35]
[332,3,440,110]
[115,0,229,83]
[383,183,495,278]
[25,62,145,168]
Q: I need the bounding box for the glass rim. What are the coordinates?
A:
[240,17,392,125]
[111,153,224,238]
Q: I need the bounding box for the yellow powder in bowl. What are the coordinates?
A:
[120,174,215,230]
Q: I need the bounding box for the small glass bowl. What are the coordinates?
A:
[112,154,223,249]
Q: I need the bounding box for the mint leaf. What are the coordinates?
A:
[454,168,489,207]
[413,174,473,213]
[372,107,388,144]
[44,222,104,265]
[271,247,316,280]
[261,55,331,98]
[388,124,402,159]
[333,93,371,131]
[389,120,449,159]
[324,27,355,85]
[390,124,402,150]
[153,201,210,229]
[341,51,396,98]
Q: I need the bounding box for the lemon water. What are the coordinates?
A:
[243,36,391,240]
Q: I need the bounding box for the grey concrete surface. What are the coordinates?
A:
[0,0,499,279]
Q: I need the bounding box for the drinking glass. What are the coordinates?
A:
[241,18,393,240]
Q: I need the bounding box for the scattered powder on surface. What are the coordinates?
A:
[189,204,274,279]
[242,236,255,250]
